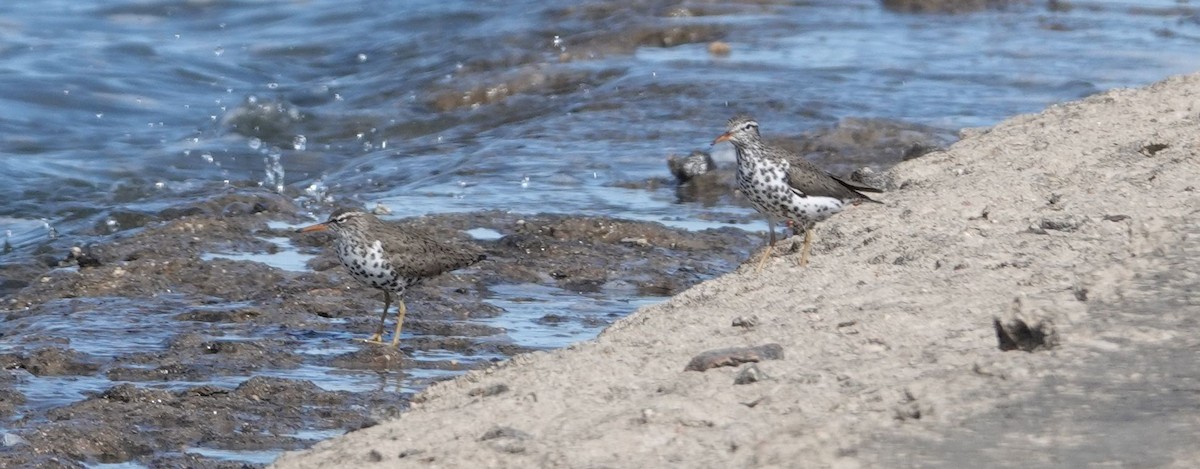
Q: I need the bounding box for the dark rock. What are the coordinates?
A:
[468,384,510,398]
[18,347,99,377]
[995,297,1059,352]
[63,246,102,268]
[1039,215,1085,233]
[479,426,531,441]
[731,315,759,329]
[684,344,785,372]
[1139,142,1169,156]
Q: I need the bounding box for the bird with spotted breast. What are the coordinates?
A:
[713,115,881,270]
[299,209,485,347]
[667,150,716,184]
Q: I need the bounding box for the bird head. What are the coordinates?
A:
[298,209,368,235]
[712,115,759,146]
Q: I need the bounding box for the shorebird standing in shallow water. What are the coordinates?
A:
[713,115,881,270]
[299,209,485,347]
[667,150,717,184]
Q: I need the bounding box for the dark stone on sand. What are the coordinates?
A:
[468,383,510,397]
[1039,215,1086,233]
[479,426,531,441]
[731,315,759,328]
[994,297,1059,352]
[684,344,785,372]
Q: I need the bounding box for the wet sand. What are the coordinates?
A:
[272,72,1200,468]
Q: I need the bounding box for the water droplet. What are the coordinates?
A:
[263,151,285,193]
[248,138,262,150]
[520,176,531,189]
[154,181,165,190]
[213,46,224,56]
[293,135,307,151]
[95,113,103,119]
[267,82,279,89]
[357,53,367,62]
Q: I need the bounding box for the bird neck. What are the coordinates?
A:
[732,140,765,166]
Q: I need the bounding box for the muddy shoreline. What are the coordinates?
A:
[0,194,760,468]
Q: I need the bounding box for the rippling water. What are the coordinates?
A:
[2,0,1198,465]
[1,0,1198,255]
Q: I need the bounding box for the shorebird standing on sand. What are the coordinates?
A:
[713,115,881,270]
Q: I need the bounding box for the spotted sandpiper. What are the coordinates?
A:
[713,115,881,269]
[299,209,486,347]
[667,150,716,184]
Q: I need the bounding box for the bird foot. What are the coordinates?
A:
[752,245,775,273]
[356,333,386,345]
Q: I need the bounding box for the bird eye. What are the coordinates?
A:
[743,123,755,131]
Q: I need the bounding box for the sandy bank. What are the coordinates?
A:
[273,73,1200,468]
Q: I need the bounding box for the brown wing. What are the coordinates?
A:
[782,152,882,203]
[378,227,486,279]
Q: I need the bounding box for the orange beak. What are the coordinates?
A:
[712,132,731,145]
[297,223,328,233]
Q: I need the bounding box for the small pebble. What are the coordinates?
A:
[732,315,759,328]
[734,364,769,385]
[708,41,731,56]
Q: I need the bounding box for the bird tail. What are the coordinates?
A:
[833,176,884,204]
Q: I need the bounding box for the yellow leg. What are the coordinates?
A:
[357,291,391,345]
[390,300,407,347]
[798,228,813,267]
[754,244,774,272]
[754,218,778,273]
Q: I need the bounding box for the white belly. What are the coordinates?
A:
[737,163,846,227]
[336,239,404,291]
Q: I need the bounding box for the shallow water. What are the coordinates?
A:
[2,1,1198,249]
[2,0,1199,466]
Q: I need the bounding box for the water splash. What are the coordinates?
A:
[264,147,285,193]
